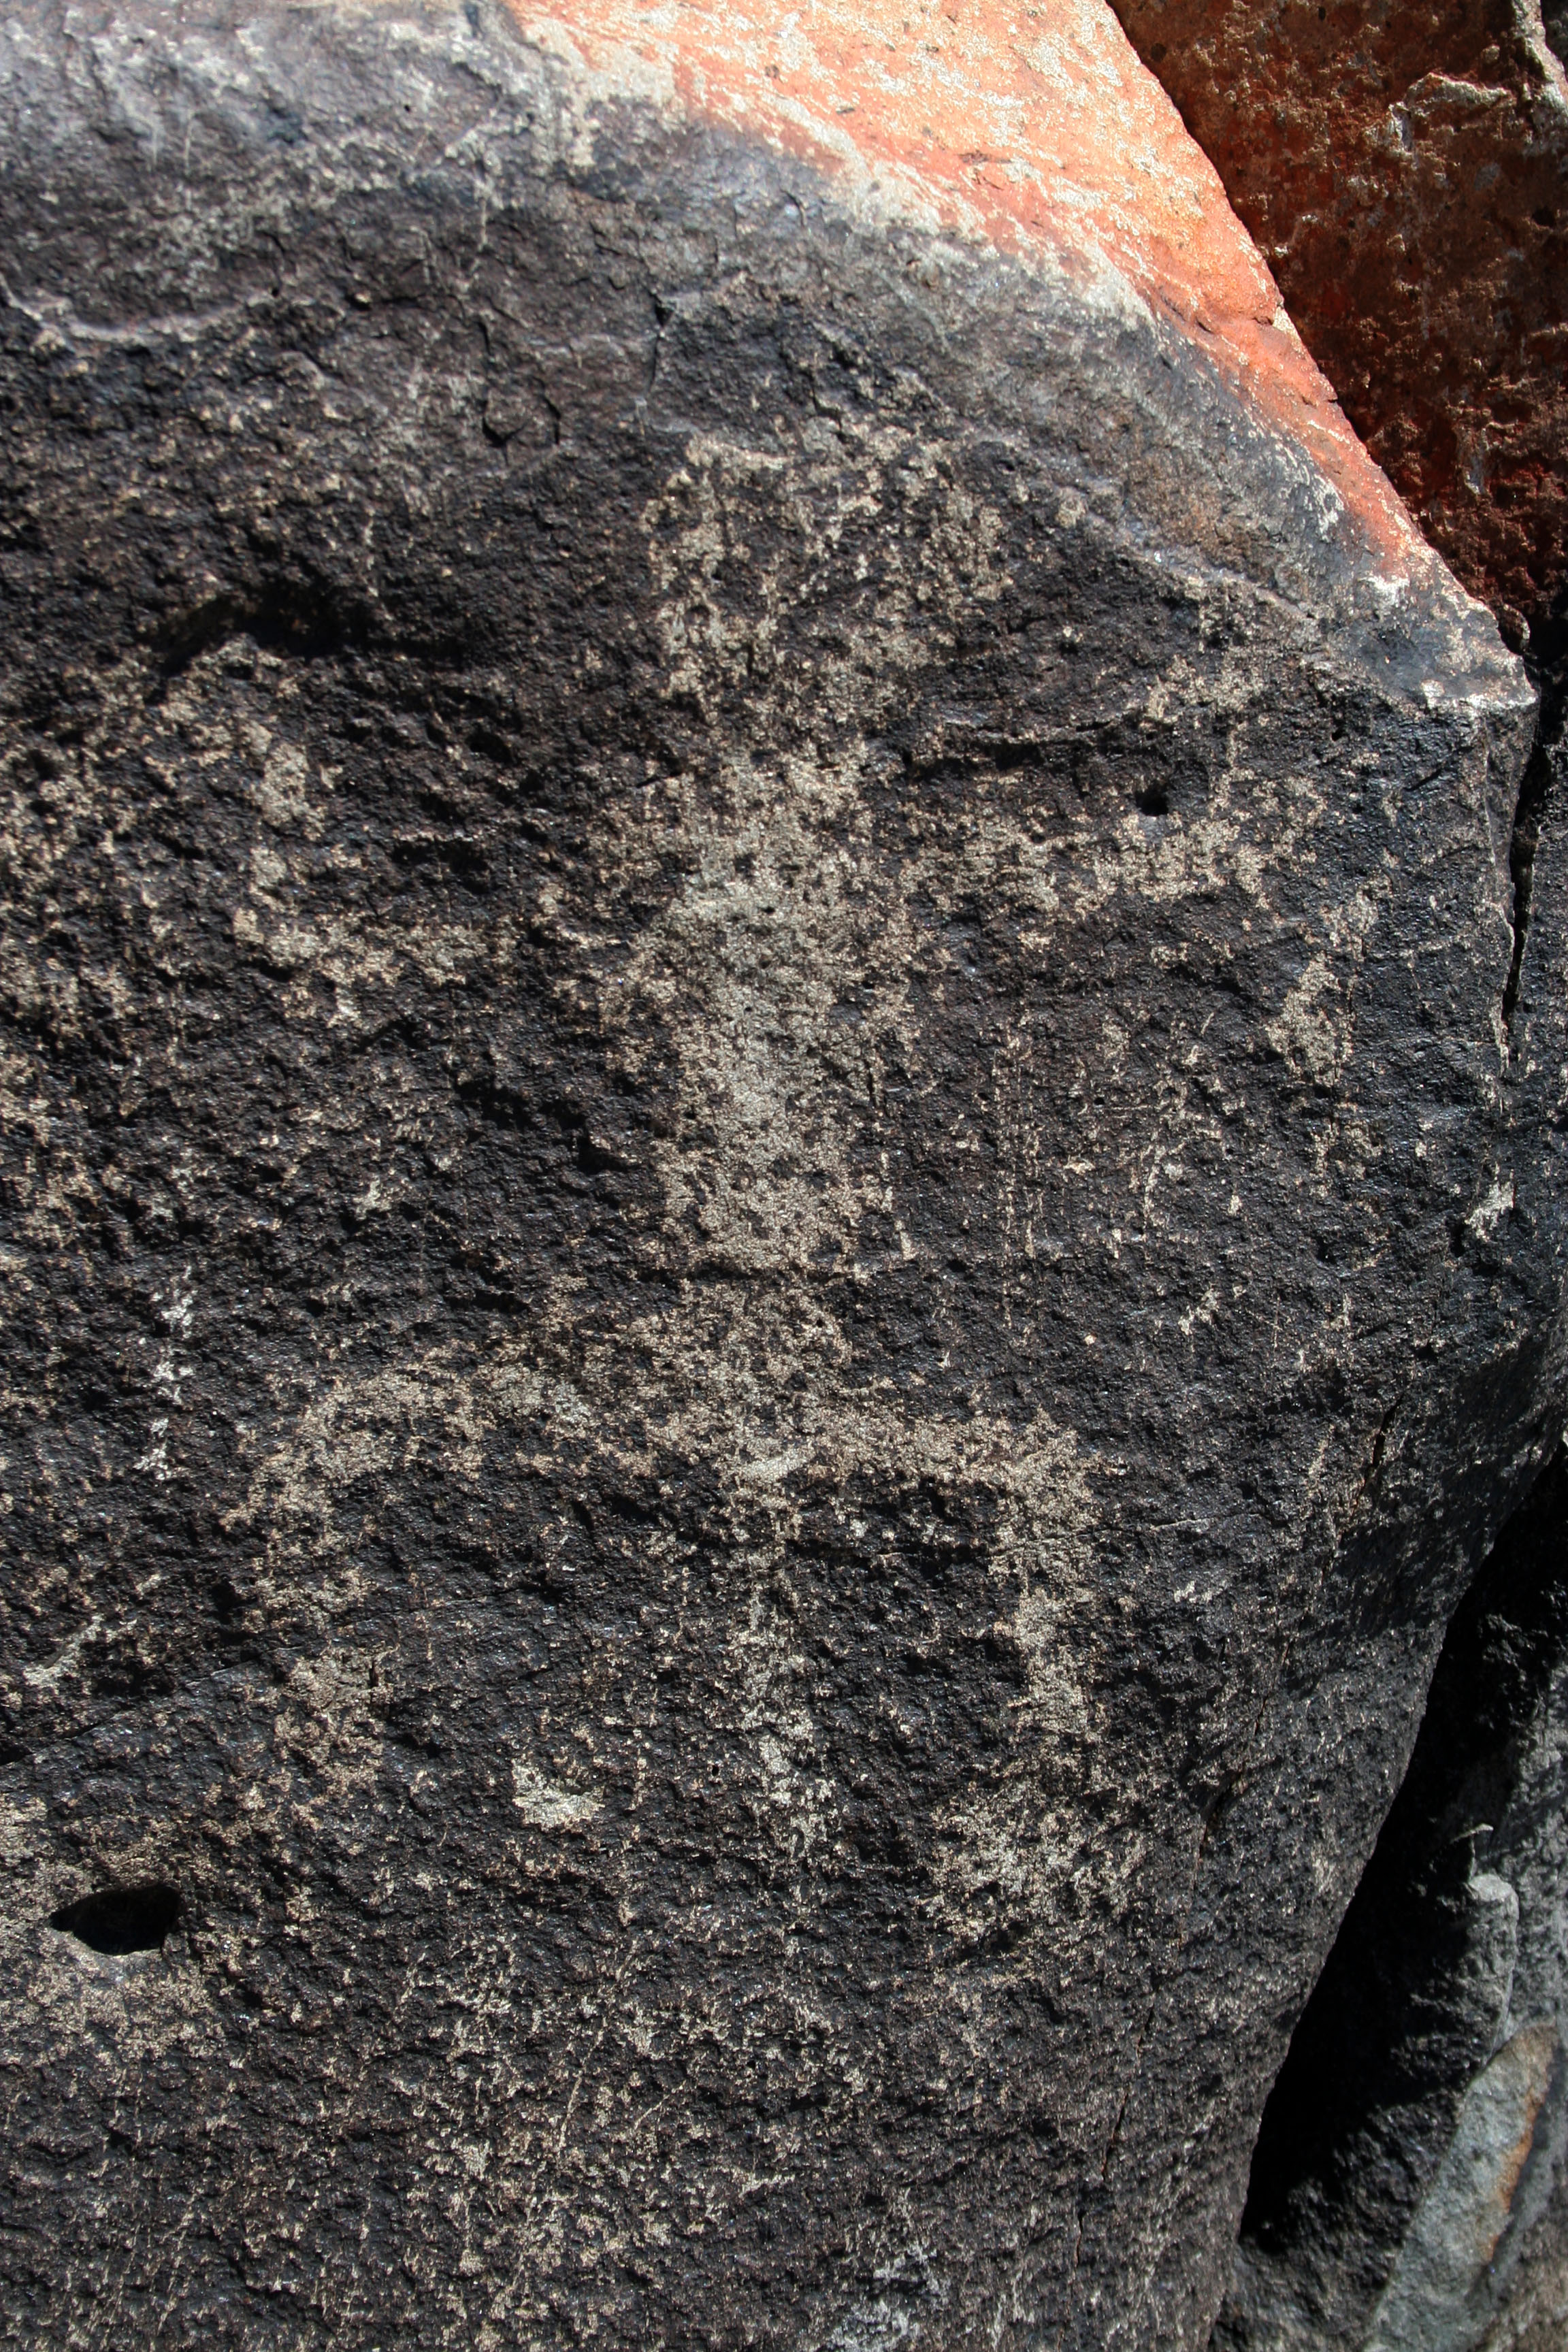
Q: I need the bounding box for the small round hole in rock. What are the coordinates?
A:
[1135,785,1169,817]
[50,1882,182,1955]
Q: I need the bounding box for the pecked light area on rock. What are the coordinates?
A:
[0,3,1563,2348]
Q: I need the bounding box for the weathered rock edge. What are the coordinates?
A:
[0,4,1563,2347]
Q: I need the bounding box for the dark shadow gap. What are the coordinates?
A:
[1503,598,1568,1044]
[50,1881,183,1956]
[1213,1451,1568,2348]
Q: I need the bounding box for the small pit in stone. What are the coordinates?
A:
[50,1882,183,1955]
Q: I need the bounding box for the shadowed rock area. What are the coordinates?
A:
[1,3,1567,2346]
[1109,0,1568,651]
[1215,1453,1568,2351]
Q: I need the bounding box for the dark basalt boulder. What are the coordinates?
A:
[0,3,1563,2345]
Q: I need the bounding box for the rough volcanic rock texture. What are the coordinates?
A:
[1109,0,1568,647]
[0,3,1565,2347]
[1215,1452,1568,2351]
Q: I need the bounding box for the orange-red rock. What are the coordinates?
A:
[504,0,1432,583]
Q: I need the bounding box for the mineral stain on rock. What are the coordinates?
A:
[0,1,1564,2347]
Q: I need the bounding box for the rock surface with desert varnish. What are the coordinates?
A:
[0,3,1565,2347]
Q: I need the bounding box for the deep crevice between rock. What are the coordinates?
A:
[1503,603,1568,1047]
[1213,1453,1568,2349]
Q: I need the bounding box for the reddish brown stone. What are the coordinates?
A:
[1111,0,1568,643]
